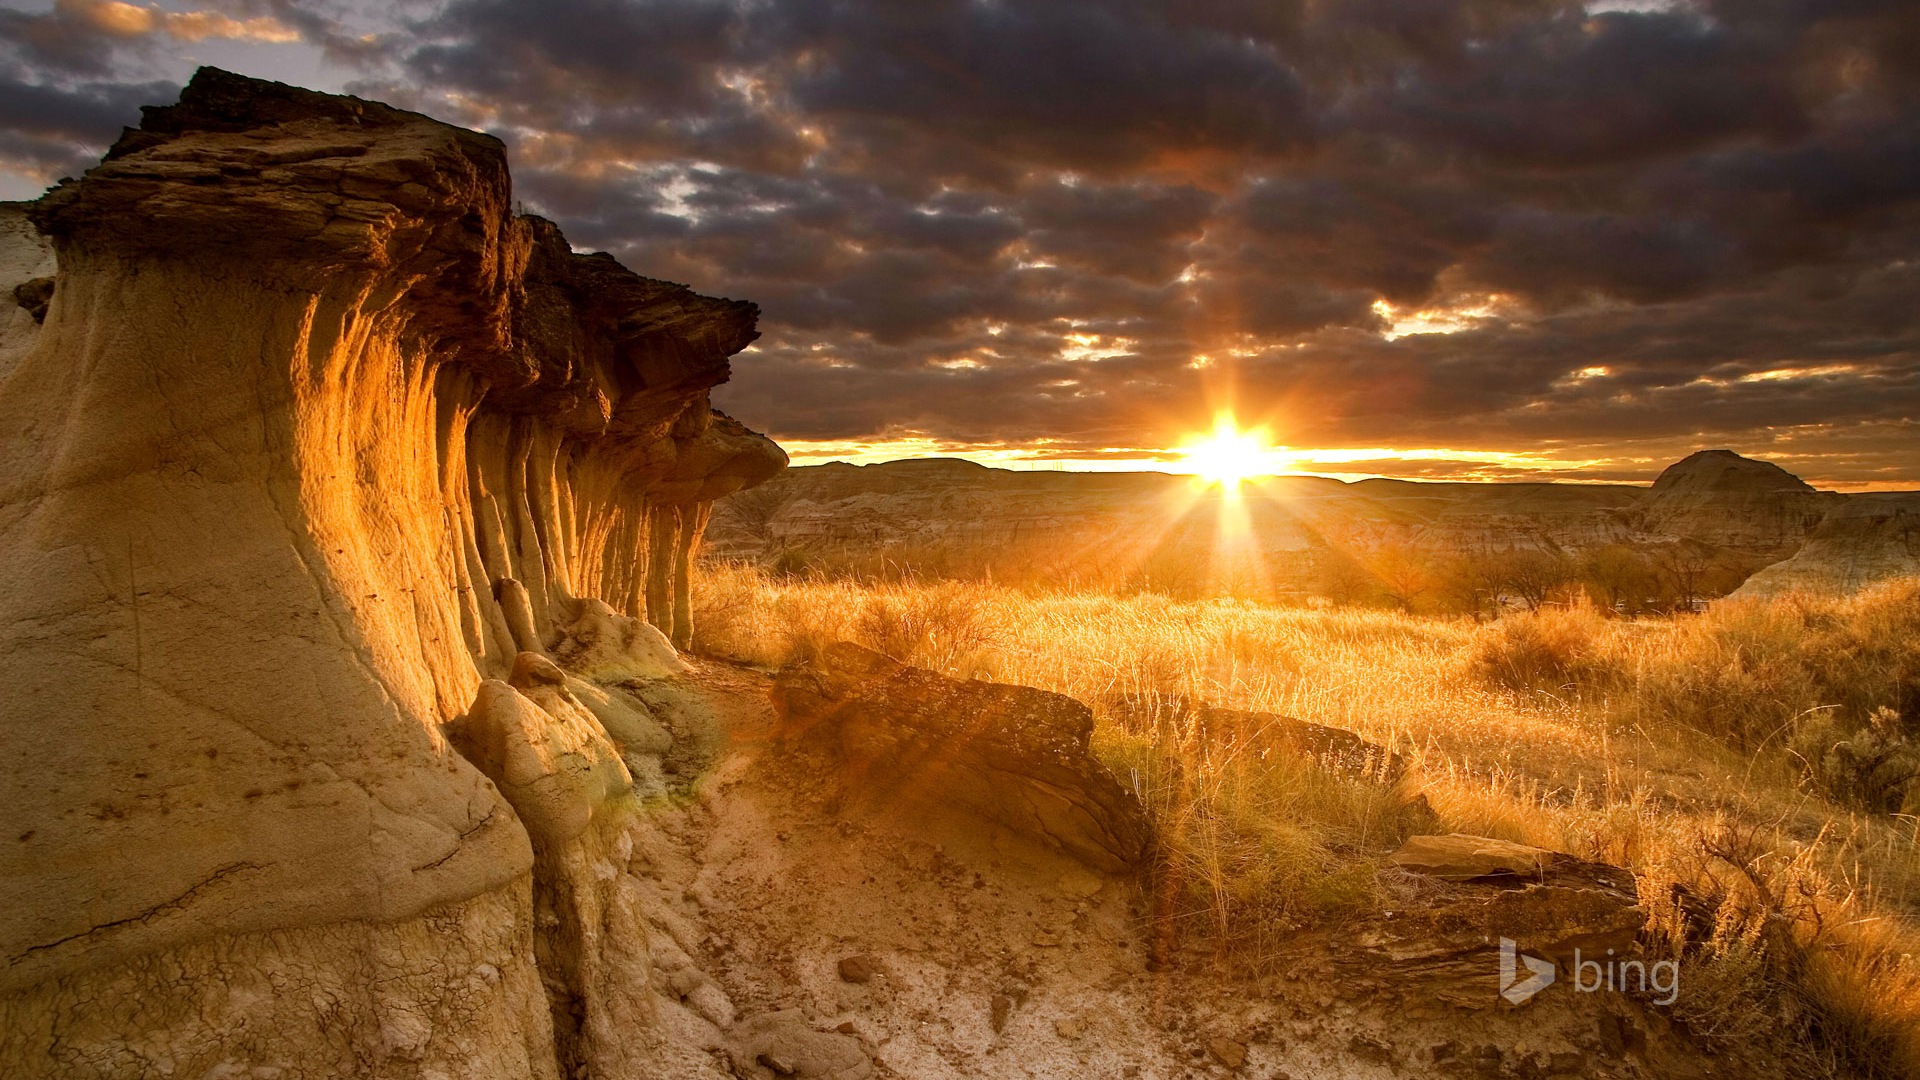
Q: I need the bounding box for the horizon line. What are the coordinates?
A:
[775,451,1920,493]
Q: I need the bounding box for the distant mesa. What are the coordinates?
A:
[859,456,994,472]
[1636,449,1841,555]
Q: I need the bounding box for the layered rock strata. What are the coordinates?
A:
[1361,835,1646,1008]
[1732,492,1920,597]
[1633,449,1841,555]
[0,69,782,1078]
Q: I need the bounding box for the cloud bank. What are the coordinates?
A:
[2,0,1916,483]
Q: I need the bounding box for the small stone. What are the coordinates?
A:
[835,1021,857,1035]
[1054,1017,1084,1039]
[1055,867,1105,898]
[1031,930,1062,947]
[990,994,1014,1033]
[1347,1035,1396,1066]
[837,955,875,983]
[1548,1050,1585,1075]
[757,1050,797,1075]
[1208,1037,1248,1069]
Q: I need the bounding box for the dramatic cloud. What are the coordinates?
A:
[2,0,1916,484]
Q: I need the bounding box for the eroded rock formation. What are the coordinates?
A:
[1633,449,1841,556]
[0,69,782,1078]
[1362,835,1645,1008]
[1733,492,1920,597]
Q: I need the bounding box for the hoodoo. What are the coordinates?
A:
[0,69,783,1077]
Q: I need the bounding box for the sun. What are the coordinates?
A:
[1177,413,1277,490]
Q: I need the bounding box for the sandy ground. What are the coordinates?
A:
[622,660,1749,1080]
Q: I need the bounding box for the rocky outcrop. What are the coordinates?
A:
[1360,835,1645,1007]
[1387,833,1558,881]
[772,643,1153,874]
[1732,492,1920,598]
[0,69,781,1078]
[1634,449,1840,555]
[1108,696,1414,784]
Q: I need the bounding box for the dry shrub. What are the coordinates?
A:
[1797,918,1920,1080]
[1810,707,1920,815]
[1464,580,1920,798]
[1465,605,1603,695]
[1627,582,1915,751]
[689,560,781,663]
[854,579,998,673]
[1659,825,1920,1078]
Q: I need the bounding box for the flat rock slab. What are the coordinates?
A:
[1388,833,1556,881]
[1338,834,1646,1006]
[772,643,1151,873]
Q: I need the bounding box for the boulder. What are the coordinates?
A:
[447,677,632,848]
[1109,696,1414,783]
[552,597,690,682]
[567,677,674,758]
[773,643,1152,873]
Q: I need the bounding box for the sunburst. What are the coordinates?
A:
[1176,413,1281,491]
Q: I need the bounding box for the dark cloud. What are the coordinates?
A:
[0,2,131,78]
[1,0,1917,480]
[0,74,172,182]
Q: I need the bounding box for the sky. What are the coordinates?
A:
[3,0,1918,487]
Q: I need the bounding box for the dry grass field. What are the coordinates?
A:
[695,563,1920,1077]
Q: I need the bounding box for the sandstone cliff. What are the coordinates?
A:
[0,69,782,1078]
